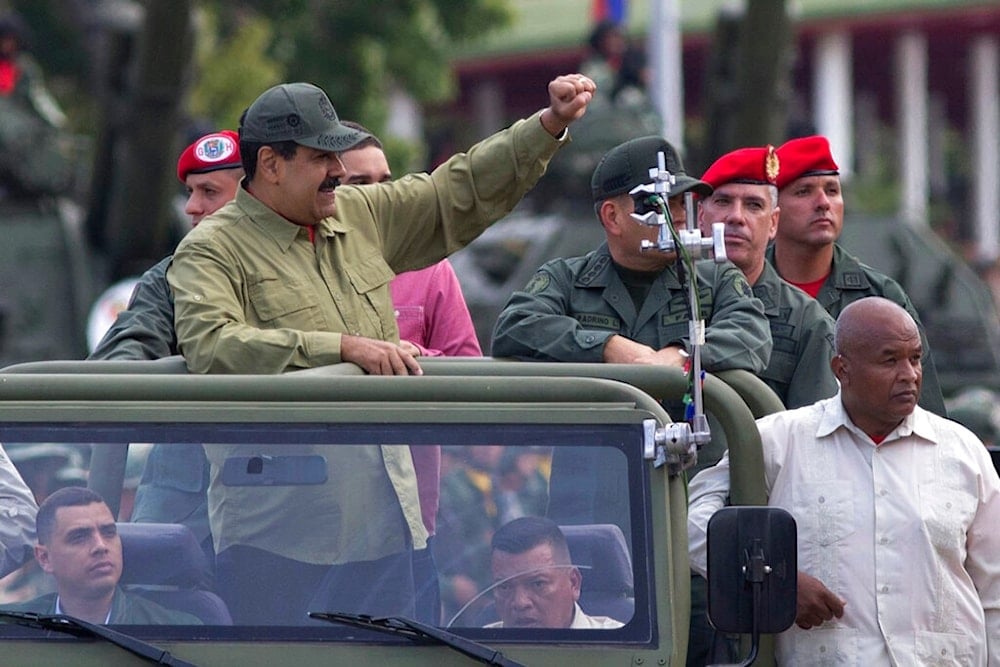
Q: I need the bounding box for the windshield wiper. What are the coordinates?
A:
[0,611,197,666]
[309,611,525,667]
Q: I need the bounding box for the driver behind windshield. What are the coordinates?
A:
[487,517,623,629]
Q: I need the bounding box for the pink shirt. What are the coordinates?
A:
[392,259,481,534]
[390,260,482,357]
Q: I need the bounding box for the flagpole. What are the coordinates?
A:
[648,0,684,150]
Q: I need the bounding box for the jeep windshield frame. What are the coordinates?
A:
[0,364,713,666]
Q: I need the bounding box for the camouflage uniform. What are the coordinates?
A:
[766,242,947,416]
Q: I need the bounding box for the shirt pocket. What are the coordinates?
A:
[344,253,396,336]
[793,481,856,546]
[248,276,321,329]
[786,628,858,666]
[394,305,426,344]
[919,484,977,557]
[915,630,975,666]
[141,443,209,493]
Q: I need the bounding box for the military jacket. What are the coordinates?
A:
[753,261,838,408]
[89,256,177,361]
[766,243,947,416]
[2,587,202,625]
[491,243,771,374]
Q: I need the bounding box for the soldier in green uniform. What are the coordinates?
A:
[766,135,947,416]
[698,145,837,408]
[491,135,771,372]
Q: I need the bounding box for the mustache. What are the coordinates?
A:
[320,177,341,190]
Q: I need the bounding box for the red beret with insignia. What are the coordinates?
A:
[701,145,780,189]
[176,130,242,183]
[774,135,839,190]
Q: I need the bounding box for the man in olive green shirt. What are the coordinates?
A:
[168,76,596,625]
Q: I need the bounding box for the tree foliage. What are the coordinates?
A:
[194,0,513,163]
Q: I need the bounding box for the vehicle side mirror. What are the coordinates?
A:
[706,506,797,635]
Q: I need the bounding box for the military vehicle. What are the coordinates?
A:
[0,358,796,666]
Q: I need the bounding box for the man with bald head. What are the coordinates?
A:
[688,297,1000,665]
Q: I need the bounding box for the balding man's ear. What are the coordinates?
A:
[831,354,847,383]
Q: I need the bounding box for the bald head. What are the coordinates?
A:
[832,297,923,437]
[834,297,917,356]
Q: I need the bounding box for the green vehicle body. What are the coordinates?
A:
[0,358,783,666]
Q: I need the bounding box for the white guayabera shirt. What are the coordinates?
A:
[688,393,1000,666]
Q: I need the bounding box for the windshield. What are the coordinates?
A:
[0,421,652,644]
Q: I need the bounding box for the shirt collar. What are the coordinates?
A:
[816,391,937,445]
[54,594,113,624]
[234,187,351,252]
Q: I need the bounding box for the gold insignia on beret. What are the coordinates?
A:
[765,145,780,184]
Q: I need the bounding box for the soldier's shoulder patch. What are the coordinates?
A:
[524,271,551,295]
[732,273,754,299]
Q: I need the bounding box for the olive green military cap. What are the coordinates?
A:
[591,135,712,202]
[239,82,372,152]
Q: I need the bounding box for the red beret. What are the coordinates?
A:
[176,130,242,183]
[701,145,780,189]
[774,135,839,190]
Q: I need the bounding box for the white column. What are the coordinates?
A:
[813,31,853,180]
[895,31,929,227]
[648,0,684,149]
[386,85,422,142]
[970,35,1000,263]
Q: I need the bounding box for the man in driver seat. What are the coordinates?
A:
[487,516,623,629]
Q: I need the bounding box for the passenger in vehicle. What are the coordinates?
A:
[1,487,200,624]
[167,75,595,625]
[0,442,38,579]
[486,516,623,629]
[338,122,482,624]
[766,135,947,416]
[688,297,1000,665]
